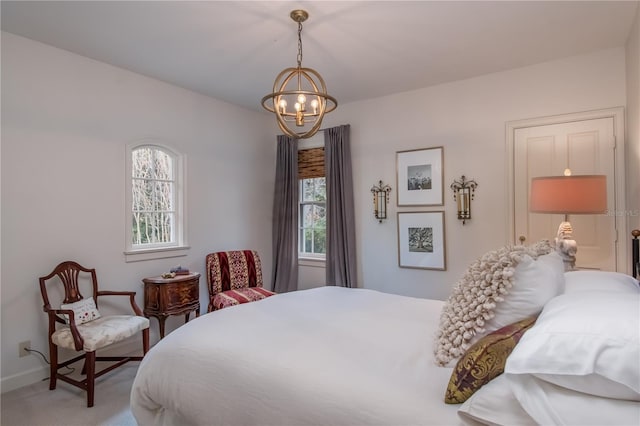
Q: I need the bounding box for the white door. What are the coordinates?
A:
[513,117,617,270]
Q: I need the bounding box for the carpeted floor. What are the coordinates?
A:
[1,363,138,426]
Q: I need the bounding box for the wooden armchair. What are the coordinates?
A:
[38,261,149,407]
[205,250,276,312]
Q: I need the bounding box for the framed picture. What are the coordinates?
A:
[397,211,446,270]
[396,147,444,206]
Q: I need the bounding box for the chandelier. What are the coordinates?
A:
[261,10,337,139]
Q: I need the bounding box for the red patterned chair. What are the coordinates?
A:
[205,250,276,312]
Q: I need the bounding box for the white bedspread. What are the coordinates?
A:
[131,286,459,426]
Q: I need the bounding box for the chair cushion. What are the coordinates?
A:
[52,315,149,352]
[212,288,276,310]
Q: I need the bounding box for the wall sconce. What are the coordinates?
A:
[450,175,478,225]
[370,180,392,223]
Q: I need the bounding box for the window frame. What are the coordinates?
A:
[298,177,326,260]
[297,134,327,262]
[124,141,189,262]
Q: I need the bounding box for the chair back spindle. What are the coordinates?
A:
[39,261,98,310]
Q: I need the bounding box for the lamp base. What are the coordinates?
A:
[555,221,577,271]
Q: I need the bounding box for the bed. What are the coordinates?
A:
[131,236,640,426]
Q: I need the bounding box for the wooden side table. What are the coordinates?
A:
[143,272,200,338]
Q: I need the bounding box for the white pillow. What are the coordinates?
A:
[505,373,640,426]
[460,373,640,426]
[564,270,640,294]
[60,297,101,325]
[458,374,537,426]
[478,251,565,338]
[505,291,640,401]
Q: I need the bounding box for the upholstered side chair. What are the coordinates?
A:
[38,261,149,407]
[205,250,276,312]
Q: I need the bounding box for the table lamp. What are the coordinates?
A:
[529,170,607,271]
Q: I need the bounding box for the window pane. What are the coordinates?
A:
[132,212,174,245]
[132,148,153,179]
[301,204,314,228]
[314,205,326,221]
[132,212,154,244]
[302,179,315,202]
[301,178,326,202]
[157,212,174,243]
[132,178,152,212]
[302,228,313,254]
[313,178,326,202]
[153,150,173,180]
[132,212,143,245]
[154,181,173,211]
[313,227,326,254]
[133,179,155,212]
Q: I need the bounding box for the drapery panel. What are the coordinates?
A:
[325,124,358,288]
[272,135,299,293]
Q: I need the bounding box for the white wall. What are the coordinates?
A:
[320,47,627,301]
[626,6,640,232]
[0,33,277,390]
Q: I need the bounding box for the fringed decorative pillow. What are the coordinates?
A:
[434,240,563,366]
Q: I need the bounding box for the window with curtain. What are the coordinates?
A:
[298,147,326,258]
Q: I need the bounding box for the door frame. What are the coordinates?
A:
[505,107,628,273]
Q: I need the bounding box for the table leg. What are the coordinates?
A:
[158,316,166,339]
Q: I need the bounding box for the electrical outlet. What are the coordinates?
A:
[19,341,30,357]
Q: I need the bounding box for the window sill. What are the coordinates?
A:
[299,257,326,268]
[124,246,190,263]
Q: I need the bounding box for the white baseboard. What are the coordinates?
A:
[1,339,150,394]
[1,366,49,393]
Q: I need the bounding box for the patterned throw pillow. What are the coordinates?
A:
[444,315,537,404]
[60,297,101,325]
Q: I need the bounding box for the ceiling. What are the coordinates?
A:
[1,1,638,112]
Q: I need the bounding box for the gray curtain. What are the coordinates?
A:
[324,124,358,287]
[272,135,299,293]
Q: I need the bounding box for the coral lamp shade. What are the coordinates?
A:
[529,175,607,214]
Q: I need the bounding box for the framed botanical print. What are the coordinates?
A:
[397,211,446,270]
[396,147,444,206]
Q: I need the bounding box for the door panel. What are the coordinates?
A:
[514,118,616,271]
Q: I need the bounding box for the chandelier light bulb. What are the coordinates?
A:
[297,94,306,104]
[278,99,287,113]
[295,102,302,111]
[310,99,319,114]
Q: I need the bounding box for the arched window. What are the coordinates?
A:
[125,143,187,262]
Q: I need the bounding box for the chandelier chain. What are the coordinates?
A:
[296,21,303,68]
